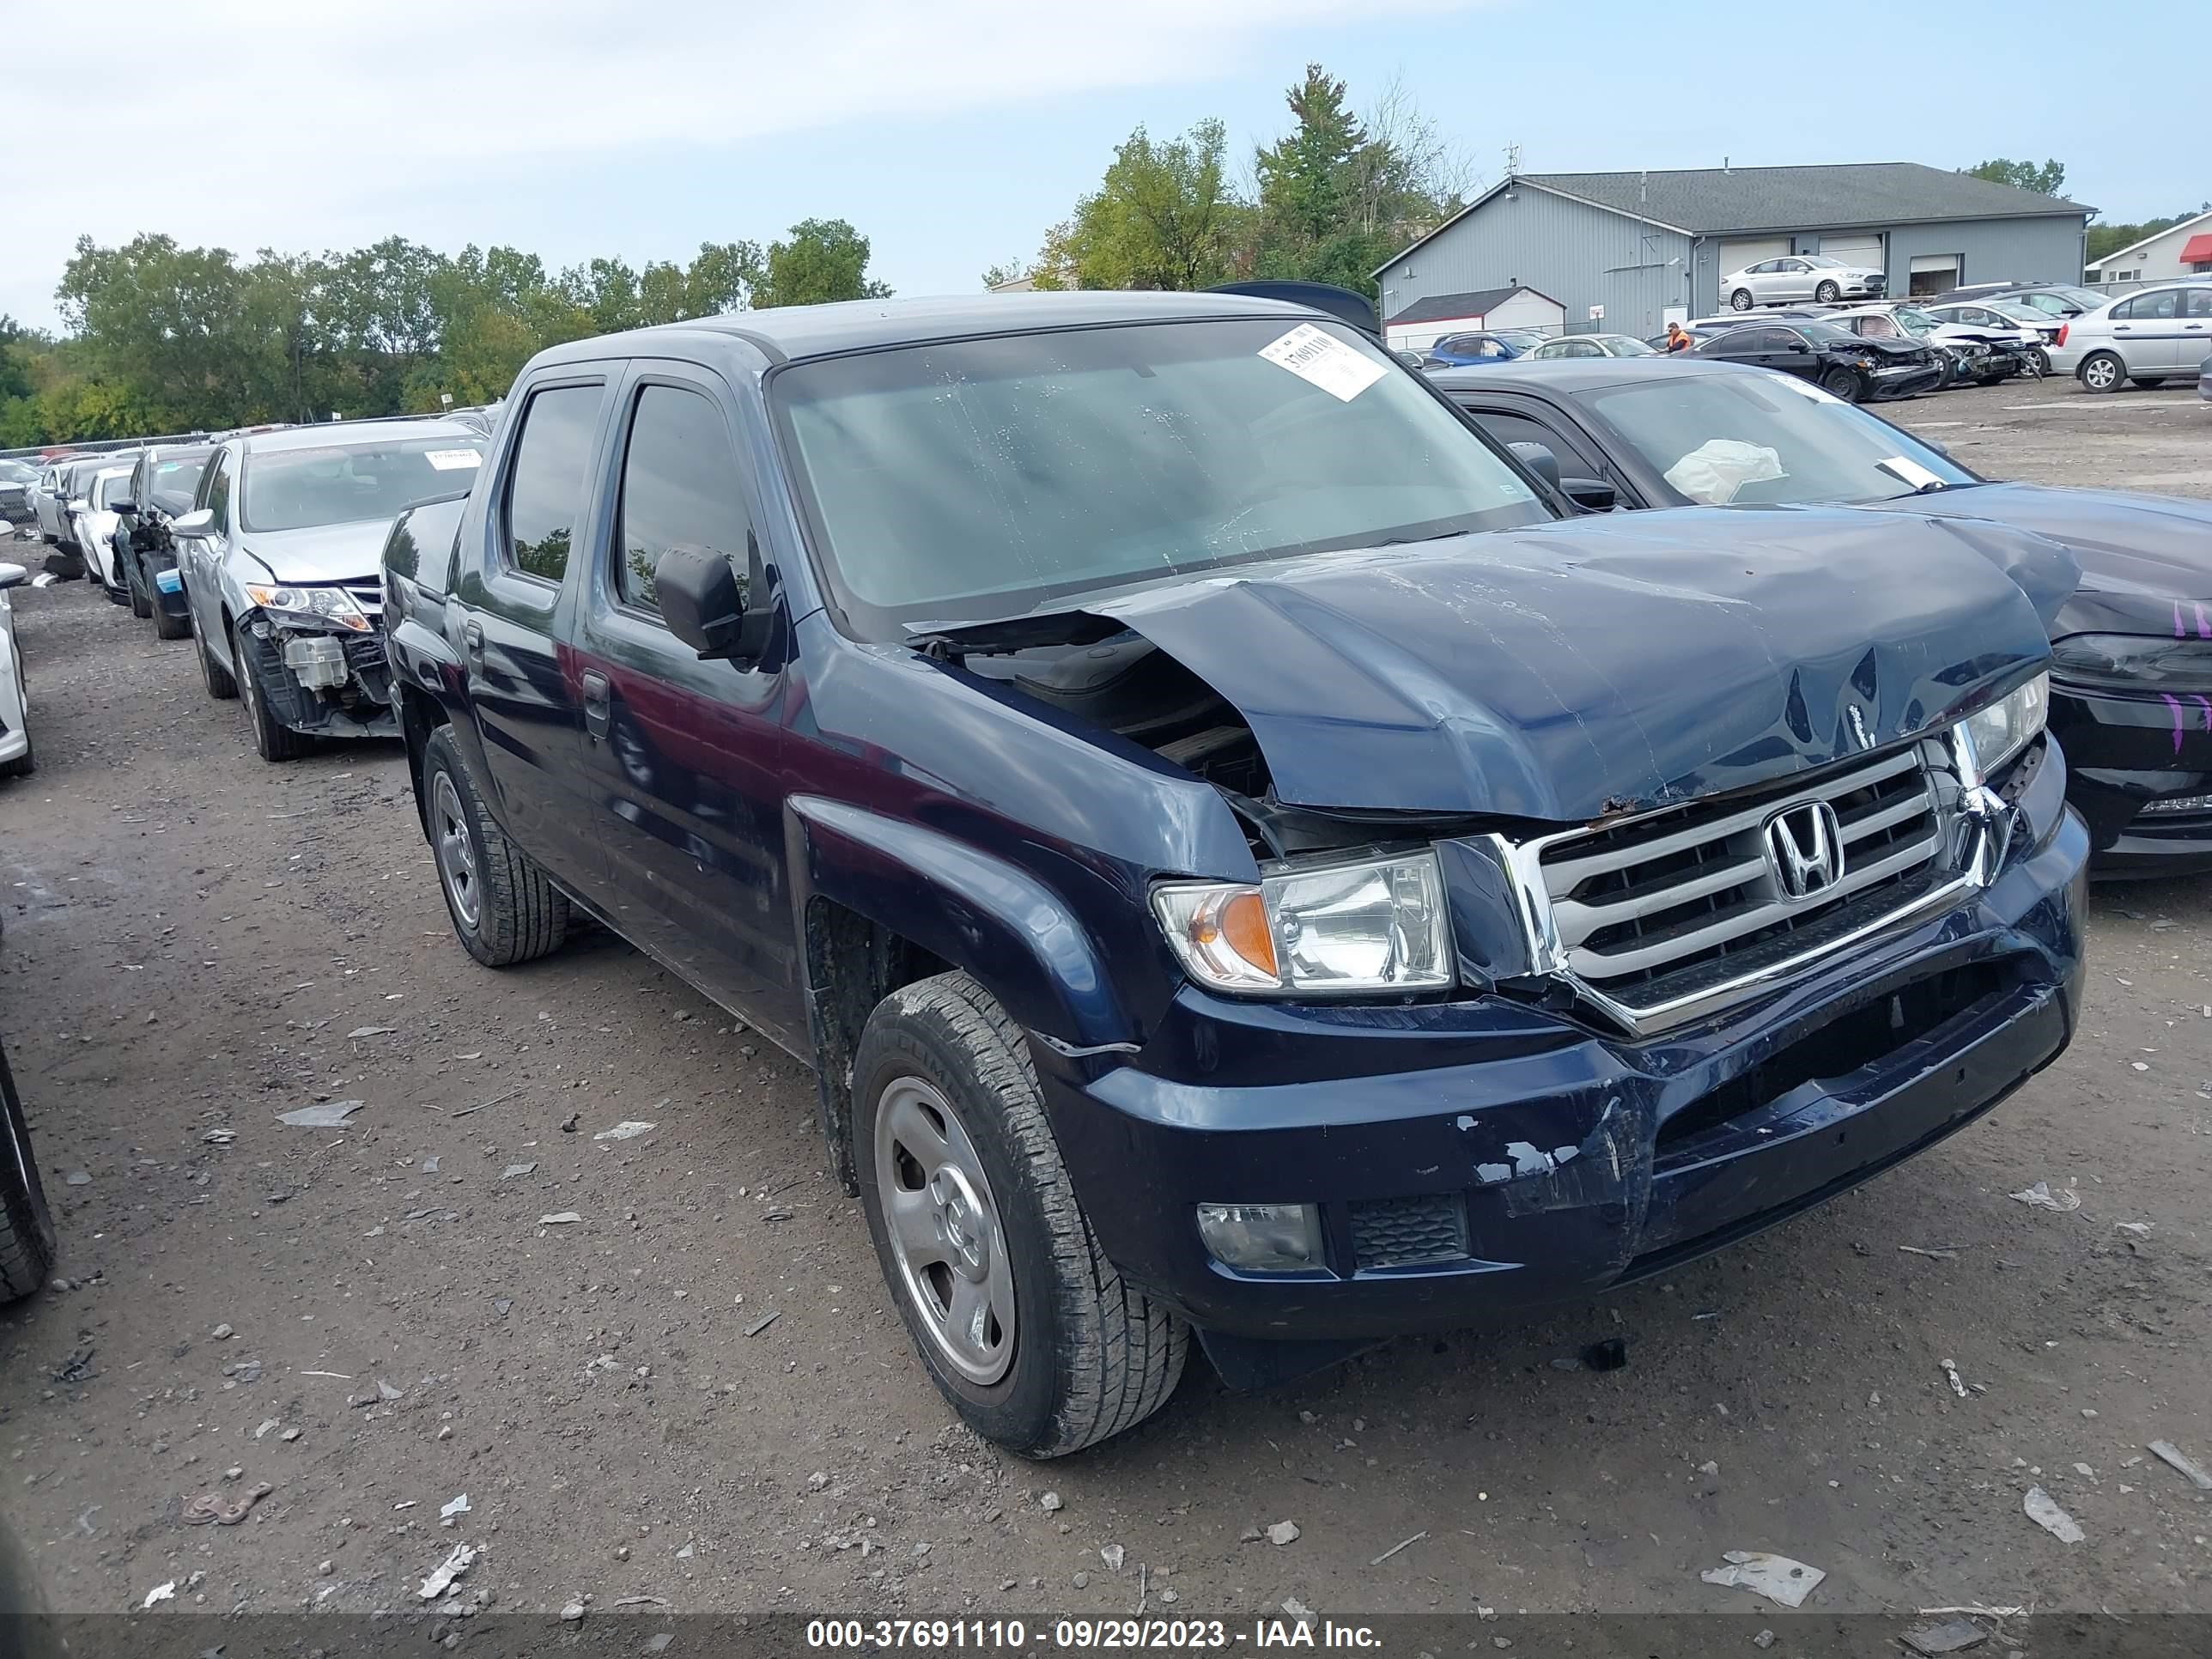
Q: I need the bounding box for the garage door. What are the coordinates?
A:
[1909,252,1961,296]
[1820,234,1884,267]
[1719,236,1791,272]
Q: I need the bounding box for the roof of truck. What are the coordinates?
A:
[529,290,1325,369]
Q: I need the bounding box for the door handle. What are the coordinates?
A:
[580,669,611,740]
[462,619,484,668]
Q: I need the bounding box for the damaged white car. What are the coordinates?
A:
[171,420,484,761]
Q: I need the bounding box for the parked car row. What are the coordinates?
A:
[10,289,2207,1465]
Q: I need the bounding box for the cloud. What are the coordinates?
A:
[6,0,1479,325]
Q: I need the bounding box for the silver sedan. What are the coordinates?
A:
[1521,333,1659,360]
[1721,254,1887,309]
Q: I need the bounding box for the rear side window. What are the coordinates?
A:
[615,386,749,615]
[2186,289,2212,319]
[503,385,604,583]
[2115,291,2179,321]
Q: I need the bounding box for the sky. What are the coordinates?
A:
[7,0,2198,333]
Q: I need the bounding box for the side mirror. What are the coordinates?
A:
[109,499,137,516]
[171,508,216,539]
[1393,349,1429,368]
[1920,437,1954,459]
[1507,441,1562,492]
[0,562,27,590]
[1562,477,1617,512]
[656,540,775,665]
[68,498,90,514]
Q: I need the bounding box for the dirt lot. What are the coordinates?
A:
[2,376,2209,1639]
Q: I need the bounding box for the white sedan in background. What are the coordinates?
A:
[1520,332,1659,360]
[0,556,34,779]
[69,466,134,597]
[1721,253,1887,309]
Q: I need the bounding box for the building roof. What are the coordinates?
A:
[1379,162,2094,276]
[1386,285,1553,326]
[2083,207,2212,274]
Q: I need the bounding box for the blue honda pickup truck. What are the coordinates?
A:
[381,291,2088,1456]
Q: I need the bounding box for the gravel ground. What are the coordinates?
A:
[1,378,2208,1638]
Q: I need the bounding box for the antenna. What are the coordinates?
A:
[1503,142,1522,179]
[1640,168,1648,204]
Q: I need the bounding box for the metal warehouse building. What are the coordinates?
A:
[1376,162,2093,342]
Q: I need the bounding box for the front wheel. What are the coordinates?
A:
[0,1037,58,1303]
[2079,352,2124,393]
[1820,366,1864,403]
[854,971,1187,1457]
[234,622,311,763]
[125,549,152,619]
[421,726,570,967]
[1814,281,1840,304]
[1729,289,1753,311]
[2026,347,2050,378]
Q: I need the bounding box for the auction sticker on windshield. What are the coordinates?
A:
[1258,324,1387,402]
[425,450,483,471]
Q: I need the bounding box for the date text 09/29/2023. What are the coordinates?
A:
[805,1617,1384,1649]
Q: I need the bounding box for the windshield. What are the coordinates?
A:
[240,435,483,532]
[1795,321,1866,345]
[1582,373,1978,507]
[0,460,32,484]
[1494,330,1547,349]
[1990,302,2045,325]
[772,317,1551,638]
[1802,255,1847,269]
[149,455,210,514]
[1601,336,1658,356]
[1892,308,1939,336]
[90,471,131,508]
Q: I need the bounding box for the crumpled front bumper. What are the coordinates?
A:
[236,620,398,739]
[1035,740,2087,1373]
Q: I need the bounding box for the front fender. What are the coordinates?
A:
[787,795,1135,1052]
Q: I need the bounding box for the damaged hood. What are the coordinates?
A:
[1862,483,2212,639]
[234,519,392,585]
[1079,506,2053,820]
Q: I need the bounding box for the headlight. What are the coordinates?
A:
[2050,633,2212,692]
[1151,850,1454,997]
[1955,672,2049,775]
[244,582,370,633]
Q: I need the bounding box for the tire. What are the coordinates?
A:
[0,738,31,781]
[193,606,236,698]
[0,1037,58,1303]
[1814,281,1840,304]
[234,621,311,763]
[421,726,570,967]
[2130,377,2166,389]
[2079,352,2124,393]
[1820,366,1864,404]
[125,550,152,620]
[154,599,190,641]
[2027,347,2050,378]
[854,971,1188,1458]
[1729,289,1753,311]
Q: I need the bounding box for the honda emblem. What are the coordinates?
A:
[1764,801,1845,901]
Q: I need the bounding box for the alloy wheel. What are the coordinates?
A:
[874,1075,1016,1386]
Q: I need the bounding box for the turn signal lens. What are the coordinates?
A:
[1152,851,1454,997]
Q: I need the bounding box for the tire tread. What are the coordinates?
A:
[872,972,1186,1456]
[423,727,569,968]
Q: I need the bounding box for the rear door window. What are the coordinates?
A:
[503,386,605,584]
[1458,406,1611,480]
[614,385,750,615]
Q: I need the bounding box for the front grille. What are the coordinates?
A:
[1534,746,1944,1024]
[340,579,383,621]
[1349,1194,1469,1270]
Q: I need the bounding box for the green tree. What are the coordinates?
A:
[981,260,1029,290]
[1255,66,1364,257]
[1965,158,2068,197]
[755,219,891,308]
[1034,120,1248,291]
